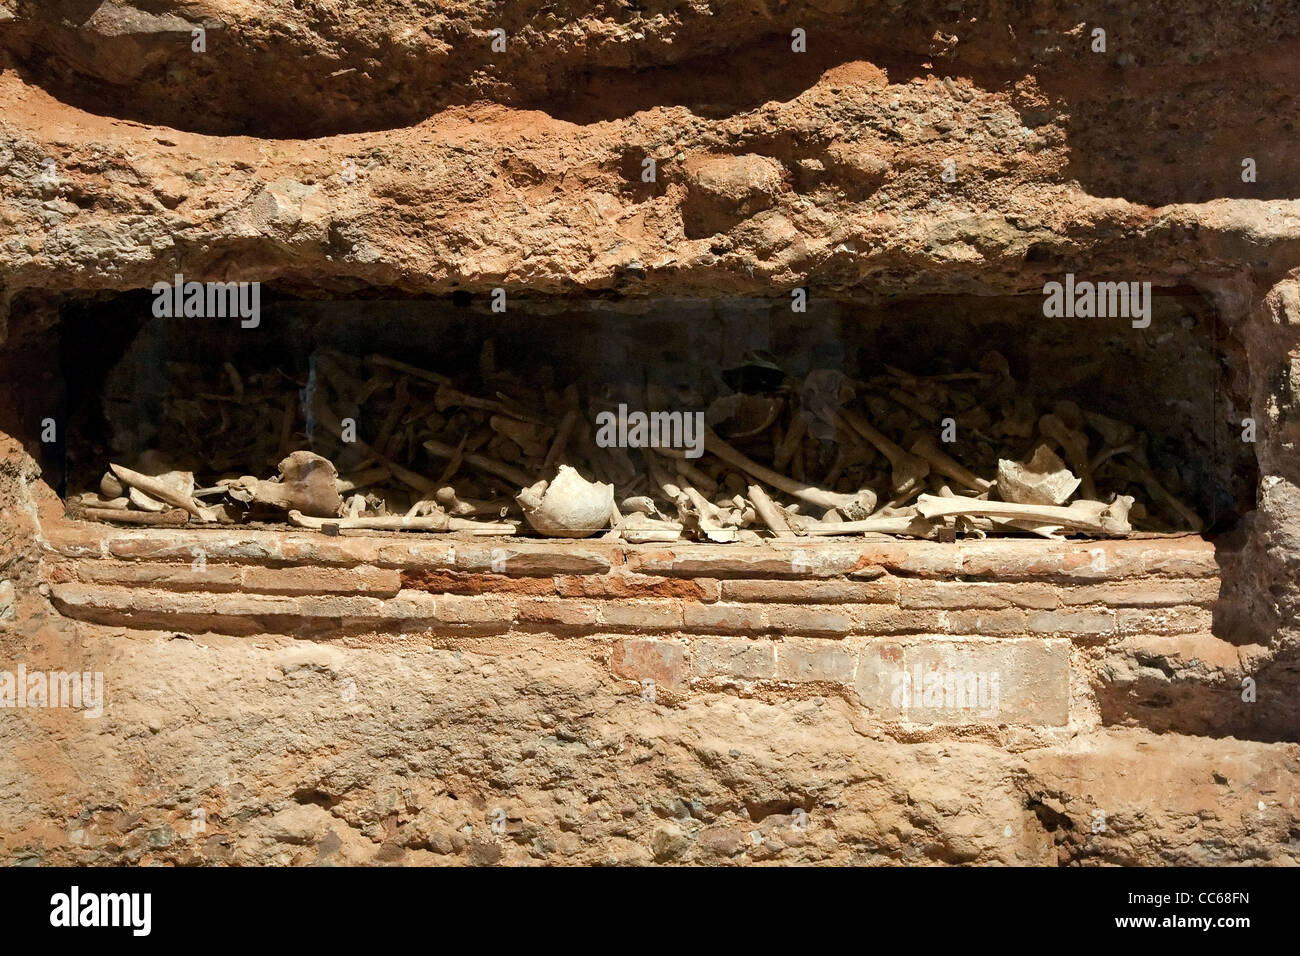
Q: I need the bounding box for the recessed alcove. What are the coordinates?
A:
[13,285,1252,541]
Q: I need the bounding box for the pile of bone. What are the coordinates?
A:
[73,347,1203,542]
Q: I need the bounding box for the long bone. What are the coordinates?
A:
[288,510,516,534]
[916,494,1134,535]
[336,466,392,494]
[703,428,876,519]
[364,353,454,387]
[909,435,992,493]
[310,392,440,495]
[109,464,209,521]
[542,408,579,474]
[434,384,546,425]
[825,407,929,496]
[772,411,808,472]
[747,484,800,538]
[791,515,937,537]
[81,506,190,526]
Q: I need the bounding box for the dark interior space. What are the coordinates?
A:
[8,284,1255,537]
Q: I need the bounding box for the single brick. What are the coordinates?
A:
[51,583,206,615]
[1140,542,1219,577]
[49,583,385,634]
[554,573,719,602]
[107,534,275,563]
[1056,543,1143,580]
[630,544,861,578]
[943,608,1030,636]
[899,580,1058,610]
[514,597,601,628]
[277,536,384,566]
[776,640,855,683]
[454,544,613,575]
[433,594,515,626]
[612,637,688,689]
[402,570,554,596]
[853,544,919,572]
[948,542,1065,579]
[855,605,934,635]
[75,560,242,591]
[1060,580,1219,607]
[628,549,791,578]
[508,550,615,575]
[1027,608,1116,637]
[1116,605,1214,636]
[900,639,1070,726]
[600,599,683,630]
[720,578,899,604]
[682,602,769,633]
[43,523,106,558]
[692,637,777,679]
[376,541,455,568]
[766,545,869,577]
[767,605,854,637]
[377,590,440,622]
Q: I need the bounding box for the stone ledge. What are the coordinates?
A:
[47,581,1216,646]
[52,560,403,596]
[42,518,1220,581]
